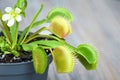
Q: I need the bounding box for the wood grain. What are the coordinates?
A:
[0,0,120,80]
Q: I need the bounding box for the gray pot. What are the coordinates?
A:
[0,54,52,80]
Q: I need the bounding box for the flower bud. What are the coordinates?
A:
[49,16,72,38]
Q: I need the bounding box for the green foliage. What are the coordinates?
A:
[0,37,5,48]
[0,20,12,44]
[14,0,27,17]
[14,0,27,10]
[29,40,63,48]
[22,43,38,51]
[47,8,73,22]
[10,22,19,49]
[0,10,2,19]
[0,0,98,75]
[11,50,19,57]
[52,45,75,73]
[18,4,44,44]
[32,47,48,74]
[22,40,63,51]
[32,19,48,28]
[76,44,98,70]
[0,37,19,56]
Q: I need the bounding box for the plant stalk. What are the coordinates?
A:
[24,34,64,44]
[24,27,47,42]
[20,4,44,44]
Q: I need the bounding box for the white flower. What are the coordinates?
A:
[2,7,22,27]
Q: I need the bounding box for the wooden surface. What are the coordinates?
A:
[0,0,120,80]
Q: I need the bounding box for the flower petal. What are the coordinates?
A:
[15,7,21,14]
[2,14,11,21]
[7,18,14,27]
[5,7,13,13]
[15,15,22,22]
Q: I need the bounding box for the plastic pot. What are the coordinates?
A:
[0,54,52,80]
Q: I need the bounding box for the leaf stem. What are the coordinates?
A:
[25,27,47,42]
[1,21,12,45]
[24,34,64,44]
[20,4,44,44]
[32,19,48,28]
[18,19,47,44]
[10,22,19,49]
[49,48,54,59]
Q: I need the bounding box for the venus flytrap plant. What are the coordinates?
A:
[76,44,98,70]
[0,0,98,74]
[48,16,72,38]
[47,8,73,22]
[18,4,44,45]
[52,45,75,73]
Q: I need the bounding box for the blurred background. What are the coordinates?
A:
[0,0,120,80]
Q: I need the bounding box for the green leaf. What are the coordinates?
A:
[24,27,47,43]
[30,40,63,48]
[22,43,38,51]
[18,4,44,44]
[0,10,12,44]
[52,45,74,73]
[47,8,73,22]
[0,37,5,48]
[1,22,12,44]
[1,42,10,52]
[14,0,27,13]
[11,50,19,57]
[0,10,2,19]
[76,54,97,70]
[4,51,11,54]
[32,47,48,74]
[64,43,77,53]
[10,22,18,49]
[76,44,98,70]
[18,27,28,44]
[32,19,48,28]
[18,19,47,44]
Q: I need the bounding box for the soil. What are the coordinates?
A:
[0,32,53,63]
[0,51,32,63]
[0,49,51,63]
